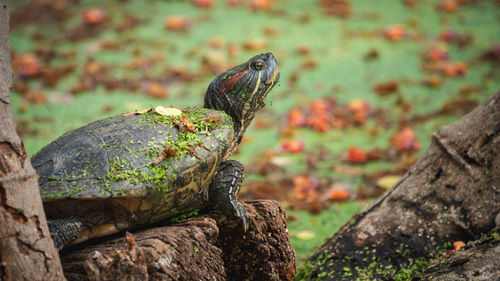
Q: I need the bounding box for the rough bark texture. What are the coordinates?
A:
[0,1,66,280]
[301,92,500,280]
[215,200,297,281]
[61,200,296,281]
[421,234,500,281]
[62,218,226,281]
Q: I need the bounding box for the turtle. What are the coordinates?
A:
[32,52,280,250]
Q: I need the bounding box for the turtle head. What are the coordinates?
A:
[204,52,280,157]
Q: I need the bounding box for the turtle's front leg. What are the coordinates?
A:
[209,160,248,231]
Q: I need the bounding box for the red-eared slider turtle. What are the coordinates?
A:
[32,53,280,250]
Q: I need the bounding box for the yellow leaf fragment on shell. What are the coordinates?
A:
[137,108,151,114]
[155,106,182,116]
[122,108,151,116]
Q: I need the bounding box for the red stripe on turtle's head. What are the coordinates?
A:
[220,70,249,96]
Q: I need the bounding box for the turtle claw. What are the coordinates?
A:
[241,214,249,232]
[234,203,249,232]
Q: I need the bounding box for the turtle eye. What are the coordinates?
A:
[252,60,266,71]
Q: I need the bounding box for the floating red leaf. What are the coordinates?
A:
[424,46,449,62]
[373,81,399,96]
[392,127,421,152]
[438,29,473,47]
[165,15,190,32]
[209,36,226,48]
[439,29,459,42]
[402,0,417,8]
[262,26,280,36]
[242,39,268,51]
[309,99,331,114]
[382,25,406,41]
[287,108,307,127]
[441,61,468,77]
[296,45,311,55]
[319,0,353,18]
[307,113,330,132]
[251,0,274,11]
[24,90,47,104]
[347,146,367,163]
[227,0,244,7]
[146,82,169,99]
[422,76,443,88]
[347,99,371,125]
[327,188,350,201]
[227,43,240,57]
[437,0,458,12]
[292,175,319,200]
[301,58,317,70]
[459,85,478,96]
[81,8,107,25]
[281,140,305,154]
[192,0,215,8]
[12,53,42,78]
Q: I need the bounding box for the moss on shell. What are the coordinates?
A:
[103,107,232,195]
[40,107,232,201]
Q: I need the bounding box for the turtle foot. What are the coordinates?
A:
[209,160,248,232]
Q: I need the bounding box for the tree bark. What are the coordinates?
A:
[420,234,500,281]
[300,92,500,280]
[0,1,66,280]
[61,200,296,281]
[62,218,226,281]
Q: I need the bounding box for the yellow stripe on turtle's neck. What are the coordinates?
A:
[241,71,262,119]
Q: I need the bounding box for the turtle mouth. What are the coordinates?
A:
[265,65,280,85]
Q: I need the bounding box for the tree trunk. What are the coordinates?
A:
[0,1,66,280]
[61,200,296,281]
[299,92,500,280]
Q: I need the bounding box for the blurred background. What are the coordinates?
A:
[9,0,500,263]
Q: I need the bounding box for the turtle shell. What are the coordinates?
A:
[32,107,233,237]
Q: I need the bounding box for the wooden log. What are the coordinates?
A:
[215,200,297,281]
[62,218,226,281]
[299,92,500,280]
[61,200,296,281]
